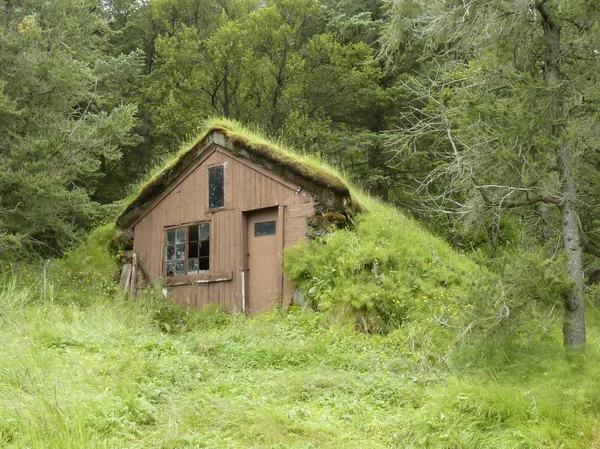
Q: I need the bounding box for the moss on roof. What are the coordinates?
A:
[208,119,350,193]
[116,119,356,229]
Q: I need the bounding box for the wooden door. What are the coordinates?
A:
[246,207,279,315]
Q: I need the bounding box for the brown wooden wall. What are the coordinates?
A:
[132,144,314,311]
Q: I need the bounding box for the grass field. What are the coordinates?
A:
[1,276,599,449]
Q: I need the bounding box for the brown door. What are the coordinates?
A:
[246,207,279,315]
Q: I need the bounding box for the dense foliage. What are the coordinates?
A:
[381,0,600,347]
[0,0,141,259]
[284,193,572,350]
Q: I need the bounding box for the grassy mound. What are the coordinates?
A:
[283,189,576,374]
[284,193,489,335]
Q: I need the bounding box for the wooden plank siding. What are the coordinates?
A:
[133,145,314,311]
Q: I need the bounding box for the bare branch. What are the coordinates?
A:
[0,202,20,215]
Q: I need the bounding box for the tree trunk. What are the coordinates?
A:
[368,124,389,201]
[536,0,586,349]
[270,44,288,129]
[559,153,586,348]
[137,34,156,174]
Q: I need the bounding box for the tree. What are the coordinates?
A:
[140,0,401,181]
[382,0,600,349]
[0,0,141,259]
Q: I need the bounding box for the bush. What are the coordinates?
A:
[48,223,119,303]
[147,294,232,334]
[58,223,119,283]
[284,206,483,334]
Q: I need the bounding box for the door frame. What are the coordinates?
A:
[242,205,285,314]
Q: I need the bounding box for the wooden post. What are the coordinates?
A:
[130,253,138,298]
[277,205,285,307]
[136,257,152,284]
[241,269,246,314]
[43,259,50,302]
[120,264,132,292]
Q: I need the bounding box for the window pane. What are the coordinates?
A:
[175,260,185,275]
[200,240,209,258]
[166,229,176,244]
[208,166,225,209]
[166,245,175,261]
[166,262,175,277]
[199,223,210,241]
[199,257,209,271]
[189,224,199,242]
[175,244,185,260]
[188,258,199,275]
[188,241,199,259]
[176,228,186,244]
[255,221,276,237]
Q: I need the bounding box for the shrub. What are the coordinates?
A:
[147,294,232,334]
[58,223,119,283]
[43,223,121,305]
[284,206,482,334]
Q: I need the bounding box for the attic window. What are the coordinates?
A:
[208,165,225,209]
[164,223,210,277]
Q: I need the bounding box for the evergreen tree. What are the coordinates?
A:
[0,0,142,259]
[382,0,600,349]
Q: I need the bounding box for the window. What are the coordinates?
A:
[188,223,210,274]
[165,228,186,276]
[208,165,225,209]
[254,221,276,237]
[164,223,210,277]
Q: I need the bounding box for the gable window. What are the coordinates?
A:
[164,223,210,277]
[208,165,225,209]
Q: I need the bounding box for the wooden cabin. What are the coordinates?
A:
[116,121,358,315]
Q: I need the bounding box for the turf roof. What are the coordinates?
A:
[116,119,354,229]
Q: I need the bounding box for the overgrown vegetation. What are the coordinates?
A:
[2,0,600,445]
[285,202,478,332]
[3,0,598,349]
[2,204,599,447]
[284,194,569,353]
[1,275,599,448]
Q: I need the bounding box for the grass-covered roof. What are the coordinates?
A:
[117,119,355,229]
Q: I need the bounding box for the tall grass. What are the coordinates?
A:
[0,277,38,320]
[0,277,598,448]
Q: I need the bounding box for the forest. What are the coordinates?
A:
[1,0,600,447]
